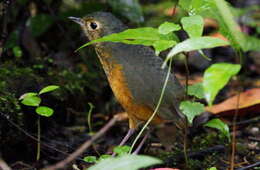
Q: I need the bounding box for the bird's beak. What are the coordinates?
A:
[68,16,84,26]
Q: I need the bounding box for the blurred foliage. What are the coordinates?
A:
[27,14,54,37]
[108,0,144,23]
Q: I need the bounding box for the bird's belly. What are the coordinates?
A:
[107,63,164,128]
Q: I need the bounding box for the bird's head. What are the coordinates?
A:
[69,12,127,41]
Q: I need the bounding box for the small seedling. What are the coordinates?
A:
[19,85,60,116]
[19,85,60,160]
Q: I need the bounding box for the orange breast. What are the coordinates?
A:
[106,63,164,129]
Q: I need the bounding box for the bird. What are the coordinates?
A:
[69,12,187,147]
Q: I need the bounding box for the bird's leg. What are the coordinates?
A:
[119,128,135,146]
[132,130,150,155]
[112,128,135,156]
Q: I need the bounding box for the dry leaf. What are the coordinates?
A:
[209,32,229,43]
[206,88,260,117]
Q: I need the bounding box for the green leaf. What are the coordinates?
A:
[179,0,191,12]
[21,96,41,107]
[243,36,260,52]
[211,0,246,51]
[113,146,131,156]
[208,167,218,170]
[158,22,181,35]
[39,85,60,95]
[190,0,209,14]
[4,31,19,49]
[187,83,204,99]
[167,36,229,59]
[205,118,230,141]
[27,14,54,37]
[78,27,160,50]
[200,0,246,50]
[153,40,177,55]
[180,101,205,124]
[89,155,162,170]
[77,26,176,55]
[179,0,209,15]
[163,37,229,67]
[108,0,144,23]
[35,106,54,117]
[19,92,38,100]
[98,154,111,161]
[12,46,23,57]
[181,15,204,38]
[83,156,97,163]
[203,63,241,105]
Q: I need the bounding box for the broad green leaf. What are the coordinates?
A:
[35,106,54,117]
[83,156,97,163]
[243,36,260,51]
[158,22,181,35]
[78,27,179,56]
[163,37,229,67]
[203,63,241,105]
[19,92,37,100]
[27,14,54,37]
[181,15,204,38]
[180,101,205,124]
[179,0,191,11]
[89,155,162,170]
[98,154,111,161]
[179,0,209,15]
[212,0,246,50]
[153,40,177,55]
[205,118,230,141]
[108,0,144,23]
[187,83,204,99]
[113,146,131,156]
[21,96,41,107]
[78,27,160,50]
[12,46,23,57]
[210,0,246,51]
[121,39,154,46]
[190,0,209,15]
[39,85,60,95]
[208,167,218,170]
[4,31,18,49]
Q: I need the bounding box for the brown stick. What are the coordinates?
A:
[42,116,118,170]
[230,91,241,170]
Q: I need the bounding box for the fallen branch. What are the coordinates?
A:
[236,161,260,170]
[43,116,118,170]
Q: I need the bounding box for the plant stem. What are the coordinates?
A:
[230,91,240,170]
[183,122,189,168]
[37,116,41,161]
[87,102,94,134]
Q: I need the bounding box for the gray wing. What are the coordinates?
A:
[110,43,185,121]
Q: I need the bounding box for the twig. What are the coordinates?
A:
[37,117,41,161]
[230,91,241,170]
[183,53,190,167]
[235,116,260,126]
[0,158,11,170]
[248,136,260,142]
[236,161,260,170]
[0,112,76,159]
[42,116,118,170]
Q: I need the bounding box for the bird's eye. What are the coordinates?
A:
[89,22,98,30]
